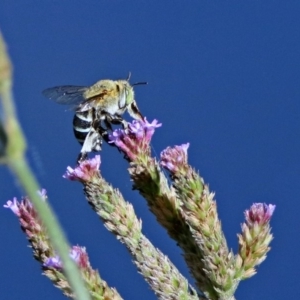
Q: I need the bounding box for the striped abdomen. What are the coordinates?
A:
[73,110,93,145]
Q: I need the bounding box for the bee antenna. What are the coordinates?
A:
[132,81,148,86]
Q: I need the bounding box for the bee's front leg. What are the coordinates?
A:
[105,113,128,130]
[121,119,129,130]
[128,101,144,121]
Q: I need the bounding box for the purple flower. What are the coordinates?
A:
[63,155,101,182]
[109,118,161,160]
[44,255,63,269]
[4,192,50,243]
[245,203,276,225]
[108,129,128,149]
[4,190,47,216]
[160,143,190,173]
[127,118,162,142]
[4,198,20,216]
[127,120,145,140]
[70,246,88,269]
[4,188,49,220]
[70,247,81,262]
[44,246,89,270]
[142,118,162,141]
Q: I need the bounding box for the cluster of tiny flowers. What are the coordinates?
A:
[4,197,22,216]
[63,155,101,182]
[160,143,190,173]
[43,255,62,269]
[245,203,276,226]
[109,118,162,160]
[3,189,46,216]
[44,246,88,270]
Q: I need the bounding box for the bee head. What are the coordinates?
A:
[121,75,147,106]
[123,81,135,106]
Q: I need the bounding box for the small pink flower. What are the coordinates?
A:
[63,155,101,182]
[4,192,48,238]
[70,246,89,269]
[143,118,162,141]
[108,129,128,149]
[127,120,145,140]
[245,203,276,225]
[160,143,190,173]
[4,198,20,216]
[44,255,62,269]
[44,246,89,270]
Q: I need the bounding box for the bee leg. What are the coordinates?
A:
[128,101,144,120]
[105,113,128,130]
[122,119,129,130]
[112,116,128,131]
[90,116,106,148]
[98,123,110,144]
[77,127,102,163]
[103,118,113,131]
[77,151,88,164]
[103,113,122,126]
[98,114,126,145]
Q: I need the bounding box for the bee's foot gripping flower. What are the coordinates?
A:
[160,143,190,174]
[63,155,101,182]
[108,118,162,161]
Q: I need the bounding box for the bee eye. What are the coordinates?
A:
[124,86,130,97]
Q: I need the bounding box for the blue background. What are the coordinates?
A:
[0,1,299,299]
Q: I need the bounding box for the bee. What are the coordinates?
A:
[42,75,147,162]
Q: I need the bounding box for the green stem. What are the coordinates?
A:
[0,31,91,300]
[9,157,91,300]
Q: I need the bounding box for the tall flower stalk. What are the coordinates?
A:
[0,30,90,300]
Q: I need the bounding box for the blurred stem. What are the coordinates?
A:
[0,31,91,300]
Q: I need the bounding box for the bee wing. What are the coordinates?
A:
[42,85,88,106]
